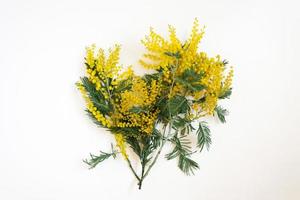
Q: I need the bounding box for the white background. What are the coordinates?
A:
[0,0,299,199]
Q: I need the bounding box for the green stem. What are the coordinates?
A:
[138,162,145,189]
[125,158,140,182]
[138,123,171,188]
[169,58,179,98]
[142,138,166,178]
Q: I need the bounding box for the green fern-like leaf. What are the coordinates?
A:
[166,135,192,160]
[196,121,211,152]
[83,145,117,169]
[178,155,199,175]
[175,69,205,92]
[81,77,111,114]
[167,95,190,116]
[214,106,229,123]
[126,136,142,157]
[219,88,232,99]
[166,135,199,175]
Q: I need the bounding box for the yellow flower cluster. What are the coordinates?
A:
[112,66,134,86]
[169,83,184,98]
[221,67,234,94]
[140,19,205,74]
[77,44,130,129]
[85,44,96,67]
[198,55,224,114]
[85,44,121,92]
[113,77,161,135]
[180,19,205,71]
[140,26,181,70]
[115,134,128,159]
[140,18,233,117]
[119,77,149,112]
[139,110,159,134]
[148,79,161,105]
[119,78,160,112]
[76,82,112,127]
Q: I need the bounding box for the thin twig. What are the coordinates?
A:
[125,158,140,181]
[142,122,170,180]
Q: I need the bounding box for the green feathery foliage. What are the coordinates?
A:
[214,106,229,123]
[196,121,211,152]
[175,69,205,92]
[166,135,199,175]
[83,144,117,169]
[219,88,232,99]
